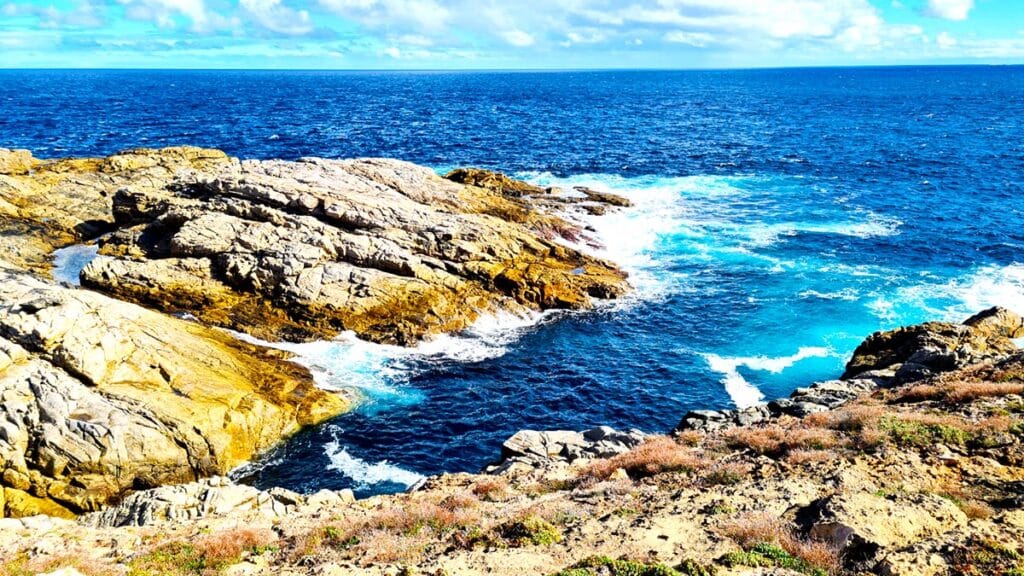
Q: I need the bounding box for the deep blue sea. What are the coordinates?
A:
[3,68,1024,496]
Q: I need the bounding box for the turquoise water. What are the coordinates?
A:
[2,67,1023,496]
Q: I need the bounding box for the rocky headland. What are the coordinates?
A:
[1,146,1024,576]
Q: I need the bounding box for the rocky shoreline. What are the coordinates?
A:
[2,146,1024,576]
[0,146,633,519]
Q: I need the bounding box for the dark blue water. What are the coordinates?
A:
[3,68,1024,496]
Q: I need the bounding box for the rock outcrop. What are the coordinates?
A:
[81,476,355,528]
[842,307,1023,381]
[0,263,350,518]
[489,426,646,473]
[57,153,631,344]
[0,147,230,273]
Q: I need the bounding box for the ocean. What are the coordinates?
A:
[4,67,1024,497]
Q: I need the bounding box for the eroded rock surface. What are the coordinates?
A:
[59,154,632,344]
[0,147,230,273]
[0,263,350,518]
[843,307,1022,381]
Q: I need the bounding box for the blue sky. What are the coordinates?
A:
[1,0,1022,68]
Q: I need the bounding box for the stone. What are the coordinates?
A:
[494,427,646,471]
[843,308,1023,380]
[0,263,350,518]
[0,149,34,175]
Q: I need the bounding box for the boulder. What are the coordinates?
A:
[842,308,1022,381]
[493,426,646,472]
[0,149,34,175]
[0,263,351,518]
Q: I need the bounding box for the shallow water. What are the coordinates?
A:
[3,67,1023,496]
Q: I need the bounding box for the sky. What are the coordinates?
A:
[1,0,1023,68]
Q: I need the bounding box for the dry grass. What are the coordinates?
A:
[725,424,840,457]
[472,477,511,501]
[721,512,841,575]
[1,552,119,576]
[700,461,753,486]
[897,382,1024,404]
[959,500,996,520]
[579,436,707,481]
[677,429,705,446]
[194,527,277,564]
[784,448,833,466]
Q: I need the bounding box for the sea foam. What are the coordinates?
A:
[702,347,832,409]
[324,425,425,488]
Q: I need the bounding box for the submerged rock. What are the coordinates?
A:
[843,307,1022,381]
[0,262,351,518]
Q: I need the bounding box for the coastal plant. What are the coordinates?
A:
[878,414,972,447]
[471,477,511,501]
[549,555,684,576]
[784,448,833,466]
[725,424,839,458]
[947,537,1024,576]
[720,512,840,576]
[700,461,751,486]
[496,515,563,547]
[579,436,706,481]
[130,527,277,576]
[721,543,830,576]
[1,553,118,576]
[897,381,1024,404]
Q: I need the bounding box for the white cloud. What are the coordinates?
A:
[501,29,534,47]
[383,45,401,58]
[317,0,449,31]
[936,31,957,47]
[240,0,312,35]
[663,31,714,47]
[925,0,974,21]
[117,0,236,30]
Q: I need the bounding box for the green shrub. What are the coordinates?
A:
[722,543,828,576]
[551,556,684,576]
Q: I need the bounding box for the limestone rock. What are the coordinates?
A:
[0,149,35,175]
[445,168,546,197]
[842,308,1022,381]
[0,263,350,517]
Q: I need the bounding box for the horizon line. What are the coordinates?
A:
[2,62,1023,73]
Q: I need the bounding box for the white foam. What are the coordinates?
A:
[702,347,832,409]
[743,214,902,248]
[867,262,1024,324]
[799,288,860,301]
[324,425,424,487]
[51,244,99,286]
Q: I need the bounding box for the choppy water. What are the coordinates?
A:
[5,67,1024,497]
